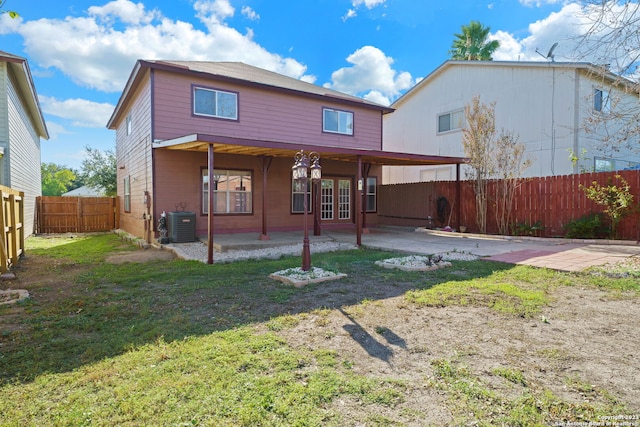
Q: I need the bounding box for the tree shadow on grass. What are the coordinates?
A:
[0,235,515,385]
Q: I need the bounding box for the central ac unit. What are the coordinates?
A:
[168,211,196,243]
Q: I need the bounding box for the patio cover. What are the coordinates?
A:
[153,133,468,263]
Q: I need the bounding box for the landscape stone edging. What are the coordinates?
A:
[374,260,452,272]
[269,272,347,288]
[415,227,640,246]
[0,289,29,306]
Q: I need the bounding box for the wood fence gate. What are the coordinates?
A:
[35,196,119,234]
[0,185,24,273]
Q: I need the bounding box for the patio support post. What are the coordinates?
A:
[356,155,363,246]
[456,163,461,230]
[259,156,273,240]
[207,143,215,264]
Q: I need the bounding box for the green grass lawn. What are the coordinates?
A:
[0,233,637,426]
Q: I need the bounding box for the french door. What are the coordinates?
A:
[320,178,352,223]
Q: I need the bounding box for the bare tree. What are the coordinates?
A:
[462,96,496,234]
[492,131,532,235]
[573,1,640,157]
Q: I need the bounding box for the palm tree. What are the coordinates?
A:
[449,21,500,61]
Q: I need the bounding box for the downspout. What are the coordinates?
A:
[150,69,157,243]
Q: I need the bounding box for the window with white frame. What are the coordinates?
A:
[594,88,610,113]
[126,114,132,136]
[202,169,252,214]
[124,175,131,212]
[194,87,238,120]
[366,177,377,212]
[292,178,312,213]
[437,109,464,133]
[323,108,353,135]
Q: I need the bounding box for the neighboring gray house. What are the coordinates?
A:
[0,51,49,236]
[62,185,106,197]
[383,60,640,183]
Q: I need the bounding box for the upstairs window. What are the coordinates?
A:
[194,87,238,120]
[438,109,464,133]
[594,88,610,113]
[323,108,353,135]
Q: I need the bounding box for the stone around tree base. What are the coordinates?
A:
[269,267,347,288]
[374,261,452,272]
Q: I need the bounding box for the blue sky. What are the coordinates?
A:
[0,0,617,169]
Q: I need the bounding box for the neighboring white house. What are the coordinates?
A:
[383,60,640,183]
[62,185,106,197]
[0,51,49,236]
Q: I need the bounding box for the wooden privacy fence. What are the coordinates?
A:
[0,185,24,273]
[35,196,119,234]
[378,170,640,241]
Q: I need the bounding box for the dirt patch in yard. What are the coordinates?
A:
[105,247,176,264]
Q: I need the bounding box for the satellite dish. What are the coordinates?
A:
[536,42,558,62]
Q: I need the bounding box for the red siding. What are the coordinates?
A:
[115,71,154,240]
[152,71,383,151]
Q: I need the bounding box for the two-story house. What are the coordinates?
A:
[383,60,640,183]
[0,51,49,236]
[107,60,464,258]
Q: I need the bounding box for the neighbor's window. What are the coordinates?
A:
[126,114,132,136]
[124,175,131,213]
[323,108,353,135]
[438,109,464,133]
[594,157,615,172]
[202,169,252,214]
[366,176,377,212]
[194,87,238,120]
[594,88,610,113]
[292,178,312,213]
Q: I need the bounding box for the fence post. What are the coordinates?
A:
[16,192,24,259]
[0,190,7,273]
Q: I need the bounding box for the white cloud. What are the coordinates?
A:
[39,96,115,128]
[342,9,357,22]
[325,46,414,106]
[352,0,387,8]
[43,121,71,141]
[241,6,260,21]
[88,0,158,25]
[493,1,640,73]
[194,0,234,27]
[519,0,562,7]
[343,0,386,21]
[6,0,311,92]
[0,13,22,34]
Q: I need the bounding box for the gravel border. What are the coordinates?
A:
[164,240,358,263]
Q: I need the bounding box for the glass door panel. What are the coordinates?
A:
[321,179,334,220]
[338,179,351,220]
